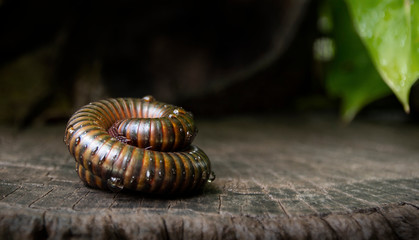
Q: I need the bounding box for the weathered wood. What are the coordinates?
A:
[1,114,418,239]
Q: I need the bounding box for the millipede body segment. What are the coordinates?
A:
[64,96,214,194]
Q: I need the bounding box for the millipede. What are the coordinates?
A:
[64,96,215,194]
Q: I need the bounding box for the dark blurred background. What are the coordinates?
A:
[0,0,416,127]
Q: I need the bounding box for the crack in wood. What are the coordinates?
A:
[180,218,184,240]
[327,185,381,208]
[353,182,400,204]
[350,211,371,236]
[376,208,401,239]
[108,193,120,209]
[268,193,290,218]
[71,190,90,210]
[286,181,319,215]
[217,194,222,214]
[251,177,290,218]
[28,188,54,208]
[319,217,339,239]
[107,213,127,240]
[229,192,265,196]
[403,202,419,210]
[291,172,353,213]
[161,217,170,240]
[387,179,419,194]
[138,197,144,209]
[0,161,56,171]
[0,185,22,200]
[45,179,79,184]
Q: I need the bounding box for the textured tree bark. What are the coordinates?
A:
[1,114,418,239]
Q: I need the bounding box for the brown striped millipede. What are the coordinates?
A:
[64,96,215,194]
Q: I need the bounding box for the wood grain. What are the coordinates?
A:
[1,114,418,239]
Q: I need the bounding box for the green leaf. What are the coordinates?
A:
[325,0,392,122]
[345,0,419,112]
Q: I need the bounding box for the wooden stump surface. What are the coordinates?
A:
[1,114,418,239]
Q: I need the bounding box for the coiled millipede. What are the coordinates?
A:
[64,96,215,194]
